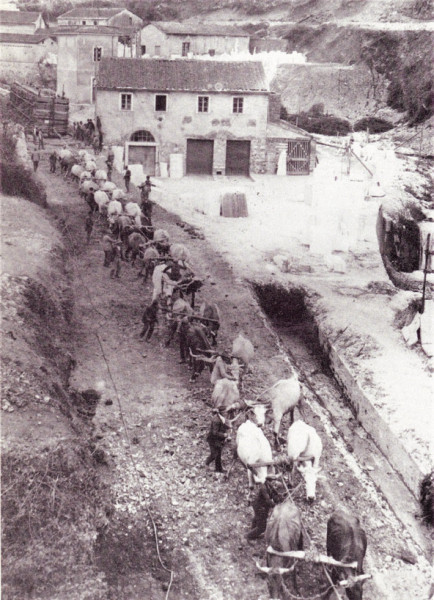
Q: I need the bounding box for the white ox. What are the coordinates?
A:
[246,375,303,449]
[112,188,125,201]
[286,420,323,502]
[125,201,141,218]
[231,333,254,390]
[94,190,110,213]
[107,199,123,217]
[236,420,273,489]
[151,263,179,303]
[170,243,191,263]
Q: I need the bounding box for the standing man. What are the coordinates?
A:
[49,151,57,173]
[37,129,44,150]
[123,165,131,192]
[31,147,40,172]
[85,213,94,244]
[138,175,155,221]
[205,410,230,473]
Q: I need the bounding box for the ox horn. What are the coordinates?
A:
[255,562,270,574]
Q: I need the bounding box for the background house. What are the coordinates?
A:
[95,57,313,178]
[138,22,249,57]
[55,26,124,103]
[0,10,47,34]
[0,10,54,84]
[0,31,57,82]
[57,7,142,29]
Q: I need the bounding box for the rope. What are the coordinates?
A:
[48,157,175,599]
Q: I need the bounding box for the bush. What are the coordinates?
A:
[0,161,47,208]
[2,445,111,598]
[0,129,47,208]
[354,117,394,134]
[281,110,351,136]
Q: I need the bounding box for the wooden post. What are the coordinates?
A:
[421,233,431,314]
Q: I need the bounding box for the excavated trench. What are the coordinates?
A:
[251,280,430,560]
[252,282,336,395]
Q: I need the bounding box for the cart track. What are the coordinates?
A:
[37,140,432,599]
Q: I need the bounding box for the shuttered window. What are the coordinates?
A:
[120,93,132,111]
[233,97,244,114]
[198,96,209,113]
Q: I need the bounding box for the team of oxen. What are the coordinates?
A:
[60,146,370,600]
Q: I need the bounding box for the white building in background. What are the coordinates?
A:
[138,22,250,57]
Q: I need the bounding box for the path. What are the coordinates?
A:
[35,140,431,599]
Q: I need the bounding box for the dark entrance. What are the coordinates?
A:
[186,139,214,174]
[287,140,311,175]
[225,140,250,176]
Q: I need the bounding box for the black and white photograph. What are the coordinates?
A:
[0,0,433,598]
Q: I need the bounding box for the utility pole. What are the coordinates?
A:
[421,233,432,314]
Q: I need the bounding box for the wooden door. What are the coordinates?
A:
[287,140,311,174]
[128,145,156,176]
[225,140,250,176]
[186,139,214,174]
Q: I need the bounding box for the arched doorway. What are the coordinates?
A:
[127,130,156,175]
[130,130,155,142]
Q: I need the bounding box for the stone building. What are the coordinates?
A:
[95,57,314,178]
[57,7,142,29]
[0,31,57,82]
[0,10,47,34]
[0,10,53,84]
[138,22,249,57]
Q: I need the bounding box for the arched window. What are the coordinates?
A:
[130,130,155,142]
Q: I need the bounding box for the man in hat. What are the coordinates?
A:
[246,479,284,540]
[205,410,231,473]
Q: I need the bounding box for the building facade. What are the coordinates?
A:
[96,58,314,178]
[55,26,134,103]
[0,10,47,34]
[57,7,142,29]
[0,32,57,81]
[138,22,249,57]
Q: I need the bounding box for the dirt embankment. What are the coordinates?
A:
[1,194,114,599]
[270,25,433,123]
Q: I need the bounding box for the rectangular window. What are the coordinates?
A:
[154,45,161,55]
[141,45,146,56]
[93,47,102,62]
[182,42,190,56]
[120,93,132,111]
[155,94,167,112]
[233,97,244,114]
[198,96,209,113]
[82,20,86,25]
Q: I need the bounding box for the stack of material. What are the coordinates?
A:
[9,82,69,135]
[220,192,248,218]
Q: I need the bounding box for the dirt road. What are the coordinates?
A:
[38,141,431,599]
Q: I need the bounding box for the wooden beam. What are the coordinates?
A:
[266,547,358,569]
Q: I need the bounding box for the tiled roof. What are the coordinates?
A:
[52,25,127,36]
[151,21,249,37]
[58,7,126,18]
[266,121,311,140]
[0,10,42,24]
[0,32,52,44]
[97,58,268,93]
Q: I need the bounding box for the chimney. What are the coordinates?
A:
[268,92,281,123]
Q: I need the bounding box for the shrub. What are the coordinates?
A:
[0,129,47,208]
[281,111,351,136]
[2,445,111,598]
[354,117,394,134]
